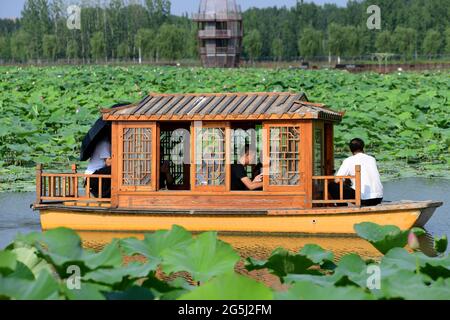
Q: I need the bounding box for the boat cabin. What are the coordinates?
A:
[35,92,362,212]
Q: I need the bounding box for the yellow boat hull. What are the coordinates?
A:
[37,201,442,235]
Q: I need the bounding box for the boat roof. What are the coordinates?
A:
[102,92,343,122]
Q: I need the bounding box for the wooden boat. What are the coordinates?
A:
[33,92,443,235]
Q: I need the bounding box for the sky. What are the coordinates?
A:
[0,0,347,19]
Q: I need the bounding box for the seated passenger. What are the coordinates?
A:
[328,138,383,206]
[231,145,263,191]
[252,151,263,179]
[160,159,174,190]
[85,136,111,198]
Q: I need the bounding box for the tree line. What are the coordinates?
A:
[0,0,449,64]
[243,0,450,61]
[0,0,196,63]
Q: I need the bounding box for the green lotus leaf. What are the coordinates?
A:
[410,227,427,237]
[105,286,155,300]
[11,247,52,278]
[82,239,123,270]
[5,261,35,281]
[245,247,320,281]
[331,253,369,287]
[0,250,17,275]
[284,273,338,286]
[354,222,409,254]
[418,254,450,280]
[0,269,60,300]
[381,269,450,300]
[84,262,154,286]
[162,231,239,283]
[276,281,373,300]
[380,248,418,273]
[35,228,84,264]
[299,244,335,265]
[140,272,190,299]
[434,236,448,254]
[382,248,450,280]
[120,225,193,270]
[62,282,108,300]
[179,273,273,300]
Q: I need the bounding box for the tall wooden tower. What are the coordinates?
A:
[193,0,243,68]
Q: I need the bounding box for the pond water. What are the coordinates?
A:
[1,178,449,257]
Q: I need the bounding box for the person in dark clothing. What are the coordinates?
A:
[89,165,111,198]
[160,159,174,190]
[231,145,263,191]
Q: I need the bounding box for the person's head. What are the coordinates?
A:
[349,138,365,154]
[239,144,256,165]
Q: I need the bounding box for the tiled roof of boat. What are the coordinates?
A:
[102,92,343,121]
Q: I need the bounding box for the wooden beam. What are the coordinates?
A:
[36,164,42,204]
[355,165,361,207]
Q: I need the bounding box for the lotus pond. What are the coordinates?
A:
[0,66,449,192]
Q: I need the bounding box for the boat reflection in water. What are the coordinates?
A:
[79,231,380,259]
[78,230,438,289]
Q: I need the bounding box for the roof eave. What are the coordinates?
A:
[103,114,330,122]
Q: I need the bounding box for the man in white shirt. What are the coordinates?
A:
[328,138,383,206]
[85,136,112,198]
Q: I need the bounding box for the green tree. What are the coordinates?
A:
[422,29,442,56]
[445,27,450,54]
[155,24,184,61]
[10,31,31,62]
[0,36,11,60]
[327,23,346,59]
[344,26,361,57]
[243,29,262,62]
[375,31,393,53]
[136,28,156,60]
[90,32,106,62]
[5,0,450,63]
[117,42,130,60]
[186,27,198,59]
[49,0,67,59]
[271,38,283,61]
[393,27,417,60]
[21,0,51,60]
[146,0,171,28]
[108,0,127,60]
[298,27,322,59]
[43,34,57,60]
[66,39,79,61]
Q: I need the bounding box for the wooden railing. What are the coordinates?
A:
[198,29,232,38]
[35,164,111,204]
[200,47,240,55]
[312,165,361,206]
[192,13,242,21]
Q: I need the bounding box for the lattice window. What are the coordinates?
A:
[195,127,225,186]
[269,127,301,186]
[122,128,152,186]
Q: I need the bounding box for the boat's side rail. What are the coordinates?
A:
[312,165,361,206]
[35,164,111,204]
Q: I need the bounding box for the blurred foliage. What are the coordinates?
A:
[0,223,449,300]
